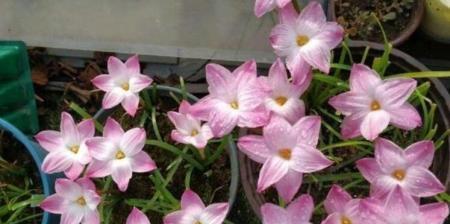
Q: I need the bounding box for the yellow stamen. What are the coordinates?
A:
[194,221,202,224]
[296,35,310,46]
[341,216,352,224]
[275,96,288,106]
[371,100,381,111]
[121,83,130,91]
[115,150,126,160]
[278,148,292,160]
[191,129,199,136]
[69,145,79,154]
[230,101,239,110]
[392,169,406,181]
[76,197,86,206]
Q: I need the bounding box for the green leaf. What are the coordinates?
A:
[390,71,450,79]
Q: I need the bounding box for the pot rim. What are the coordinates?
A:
[327,0,425,46]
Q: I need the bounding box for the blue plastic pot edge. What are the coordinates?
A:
[0,118,60,224]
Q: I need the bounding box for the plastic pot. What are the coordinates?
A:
[421,0,450,43]
[93,85,240,219]
[327,0,425,46]
[239,41,450,218]
[0,118,60,224]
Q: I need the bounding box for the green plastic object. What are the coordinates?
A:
[0,41,39,134]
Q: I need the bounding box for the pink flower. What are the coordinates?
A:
[91,55,152,116]
[261,194,314,224]
[190,60,269,137]
[163,189,229,224]
[321,185,384,224]
[126,207,150,224]
[238,116,332,202]
[36,112,94,180]
[260,58,311,124]
[270,2,344,77]
[254,0,291,17]
[40,178,100,224]
[357,138,445,198]
[85,117,156,191]
[168,100,214,149]
[380,186,449,224]
[329,64,421,140]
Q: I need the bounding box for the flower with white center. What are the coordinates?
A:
[91,55,153,117]
[261,194,314,224]
[254,0,291,17]
[36,112,94,180]
[40,178,100,224]
[85,117,156,191]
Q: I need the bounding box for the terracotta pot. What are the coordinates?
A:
[327,0,425,46]
[239,41,450,218]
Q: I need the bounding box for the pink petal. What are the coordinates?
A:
[120,128,146,156]
[297,1,326,26]
[356,158,383,183]
[181,189,205,211]
[35,130,64,152]
[268,58,289,91]
[234,60,257,86]
[85,160,112,178]
[254,0,276,17]
[403,166,445,197]
[257,157,290,192]
[287,54,312,85]
[77,119,95,140]
[61,209,84,224]
[324,185,352,214]
[107,56,127,78]
[405,140,435,168]
[163,211,187,224]
[40,194,67,214]
[387,103,422,130]
[209,108,239,137]
[104,117,125,139]
[287,194,314,222]
[321,213,341,224]
[85,137,116,161]
[270,24,297,57]
[277,2,298,25]
[291,69,312,95]
[83,210,100,224]
[168,112,192,132]
[130,151,157,173]
[64,162,84,180]
[171,130,193,146]
[293,115,321,146]
[377,78,417,108]
[121,93,140,117]
[313,22,344,49]
[237,109,270,128]
[300,43,331,73]
[275,0,290,8]
[189,96,215,121]
[420,203,449,224]
[55,178,82,200]
[266,97,305,124]
[237,135,271,164]
[349,64,381,93]
[205,63,233,97]
[275,170,303,203]
[102,89,125,109]
[360,110,390,141]
[200,203,229,224]
[127,207,151,224]
[329,92,372,115]
[111,161,133,192]
[263,116,296,151]
[383,187,420,222]
[125,55,141,74]
[192,124,214,148]
[178,100,192,114]
[371,175,398,199]
[340,112,365,139]
[41,151,73,174]
[374,138,407,172]
[291,144,332,173]
[76,177,97,192]
[60,112,80,145]
[261,203,289,224]
[91,74,115,92]
[129,75,152,93]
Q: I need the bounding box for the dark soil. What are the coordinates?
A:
[0,132,43,223]
[334,0,416,43]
